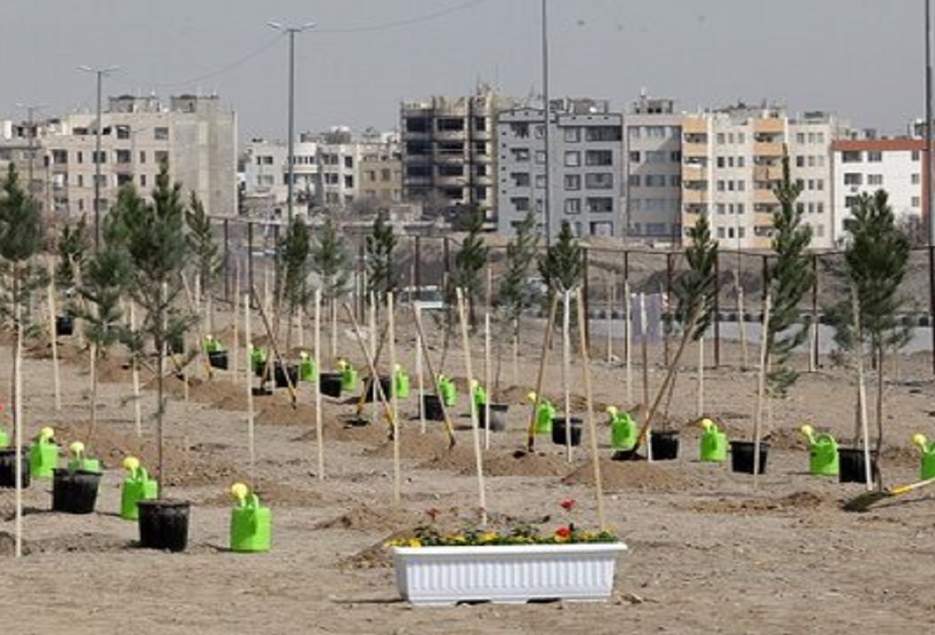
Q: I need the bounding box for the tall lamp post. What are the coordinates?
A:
[15,103,45,200]
[268,20,315,223]
[541,0,551,246]
[77,65,120,250]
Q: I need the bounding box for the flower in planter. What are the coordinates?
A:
[554,526,572,542]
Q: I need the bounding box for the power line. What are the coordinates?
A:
[316,0,489,33]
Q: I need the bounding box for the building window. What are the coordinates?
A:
[669,175,681,187]
[535,151,546,165]
[585,173,613,189]
[845,196,860,209]
[586,197,613,213]
[716,157,725,168]
[511,172,530,187]
[116,149,131,164]
[344,156,354,169]
[866,174,883,186]
[116,125,130,140]
[564,127,581,142]
[510,122,530,138]
[645,175,665,187]
[841,151,862,163]
[511,148,530,162]
[590,221,614,236]
[92,150,107,164]
[844,173,862,186]
[716,133,725,145]
[645,150,666,163]
[154,127,169,141]
[796,156,805,167]
[816,179,824,191]
[912,150,921,161]
[510,197,530,211]
[867,151,882,162]
[670,151,681,162]
[912,196,921,208]
[585,150,613,166]
[585,126,621,141]
[117,173,133,187]
[717,227,725,238]
[564,199,581,214]
[717,180,725,192]
[628,127,641,139]
[716,204,726,215]
[77,151,84,164]
[627,174,640,186]
[564,174,581,191]
[564,151,580,167]
[912,173,921,185]
[629,151,641,163]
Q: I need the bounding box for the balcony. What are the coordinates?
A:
[754,118,785,134]
[434,129,466,141]
[683,188,707,205]
[683,142,708,158]
[754,189,777,204]
[682,164,705,182]
[754,141,783,157]
[754,165,784,181]
[682,117,707,134]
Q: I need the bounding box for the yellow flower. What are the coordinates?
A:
[479,531,498,543]
[407,538,422,548]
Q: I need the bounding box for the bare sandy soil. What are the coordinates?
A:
[2,309,935,634]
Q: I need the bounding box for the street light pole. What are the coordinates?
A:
[926,0,933,245]
[541,0,551,246]
[268,20,315,223]
[78,65,119,250]
[15,103,44,199]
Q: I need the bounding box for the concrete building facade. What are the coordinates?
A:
[400,87,503,226]
[623,95,683,243]
[681,104,846,250]
[496,98,624,238]
[31,94,237,218]
[830,136,927,243]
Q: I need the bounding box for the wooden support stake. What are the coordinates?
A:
[456,288,487,527]
[342,303,397,436]
[416,308,426,434]
[411,305,457,447]
[606,273,614,364]
[852,285,872,491]
[130,303,142,437]
[562,290,573,463]
[232,263,240,378]
[625,281,632,404]
[313,288,324,480]
[752,293,772,489]
[14,296,23,558]
[697,335,705,417]
[738,284,749,369]
[640,293,652,461]
[245,293,255,484]
[45,258,61,411]
[525,293,560,452]
[484,311,491,451]
[576,288,607,531]
[249,286,298,406]
[369,292,377,423]
[388,292,401,503]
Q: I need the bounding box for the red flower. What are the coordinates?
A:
[560,499,576,512]
[554,526,572,541]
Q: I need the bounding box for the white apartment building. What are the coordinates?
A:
[681,104,846,250]
[623,94,683,242]
[23,94,237,218]
[830,136,926,243]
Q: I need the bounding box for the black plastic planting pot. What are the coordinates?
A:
[52,469,101,514]
[55,315,74,336]
[423,394,445,421]
[274,363,299,388]
[168,333,185,355]
[251,386,273,397]
[208,350,228,370]
[138,499,191,552]
[551,417,583,447]
[649,430,680,460]
[0,448,30,489]
[363,376,393,403]
[730,441,770,474]
[319,372,343,398]
[838,448,879,484]
[478,403,509,432]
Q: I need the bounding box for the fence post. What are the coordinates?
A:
[247,222,255,308]
[713,250,720,368]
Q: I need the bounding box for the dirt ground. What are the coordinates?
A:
[2,307,935,634]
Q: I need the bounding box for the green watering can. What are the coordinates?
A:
[0,427,8,449]
[471,380,487,410]
[298,352,317,382]
[229,483,271,553]
[66,441,101,474]
[801,425,839,476]
[29,427,59,479]
[120,456,158,521]
[394,365,410,399]
[437,375,457,408]
[204,335,223,354]
[250,345,267,374]
[528,392,555,435]
[913,434,935,480]
[338,360,358,391]
[699,418,728,463]
[607,406,636,451]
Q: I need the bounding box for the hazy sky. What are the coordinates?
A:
[0,0,925,140]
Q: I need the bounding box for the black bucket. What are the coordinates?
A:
[730,441,770,474]
[423,394,445,421]
[274,363,299,389]
[319,372,343,398]
[838,448,879,484]
[52,469,101,514]
[551,417,582,447]
[55,315,74,336]
[478,404,509,432]
[251,386,273,397]
[138,499,191,552]
[208,350,228,370]
[0,448,30,489]
[363,376,393,403]
[650,430,680,461]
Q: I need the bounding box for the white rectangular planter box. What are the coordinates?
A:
[392,542,628,606]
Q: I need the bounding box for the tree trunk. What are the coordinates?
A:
[875,345,885,486]
[87,343,97,446]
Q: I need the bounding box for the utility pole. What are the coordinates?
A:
[927,0,934,245]
[541,0,552,246]
[268,20,315,223]
[15,103,44,200]
[78,65,119,250]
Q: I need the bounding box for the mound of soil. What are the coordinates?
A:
[255,402,315,427]
[684,491,833,515]
[562,458,691,493]
[189,379,253,411]
[315,504,422,532]
[198,480,322,507]
[365,434,452,461]
[762,427,808,451]
[22,533,132,556]
[416,445,571,478]
[54,422,246,488]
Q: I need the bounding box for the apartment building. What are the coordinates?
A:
[623,94,683,242]
[30,94,237,218]
[830,135,926,243]
[681,103,845,250]
[496,98,624,238]
[400,86,505,227]
[358,142,402,204]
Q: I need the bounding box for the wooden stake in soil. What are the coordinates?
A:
[511,319,519,387]
[576,288,607,531]
[625,281,632,404]
[232,266,240,378]
[14,297,23,558]
[606,272,614,364]
[484,311,491,451]
[342,304,398,437]
[45,257,61,411]
[525,293,560,452]
[697,335,705,417]
[851,285,873,491]
[456,288,487,527]
[130,303,142,437]
[752,293,772,488]
[245,293,256,484]
[410,305,457,447]
[388,292,401,504]
[369,292,377,424]
[416,307,426,434]
[640,293,652,462]
[562,290,573,463]
[249,286,298,406]
[313,288,324,481]
[737,283,749,369]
